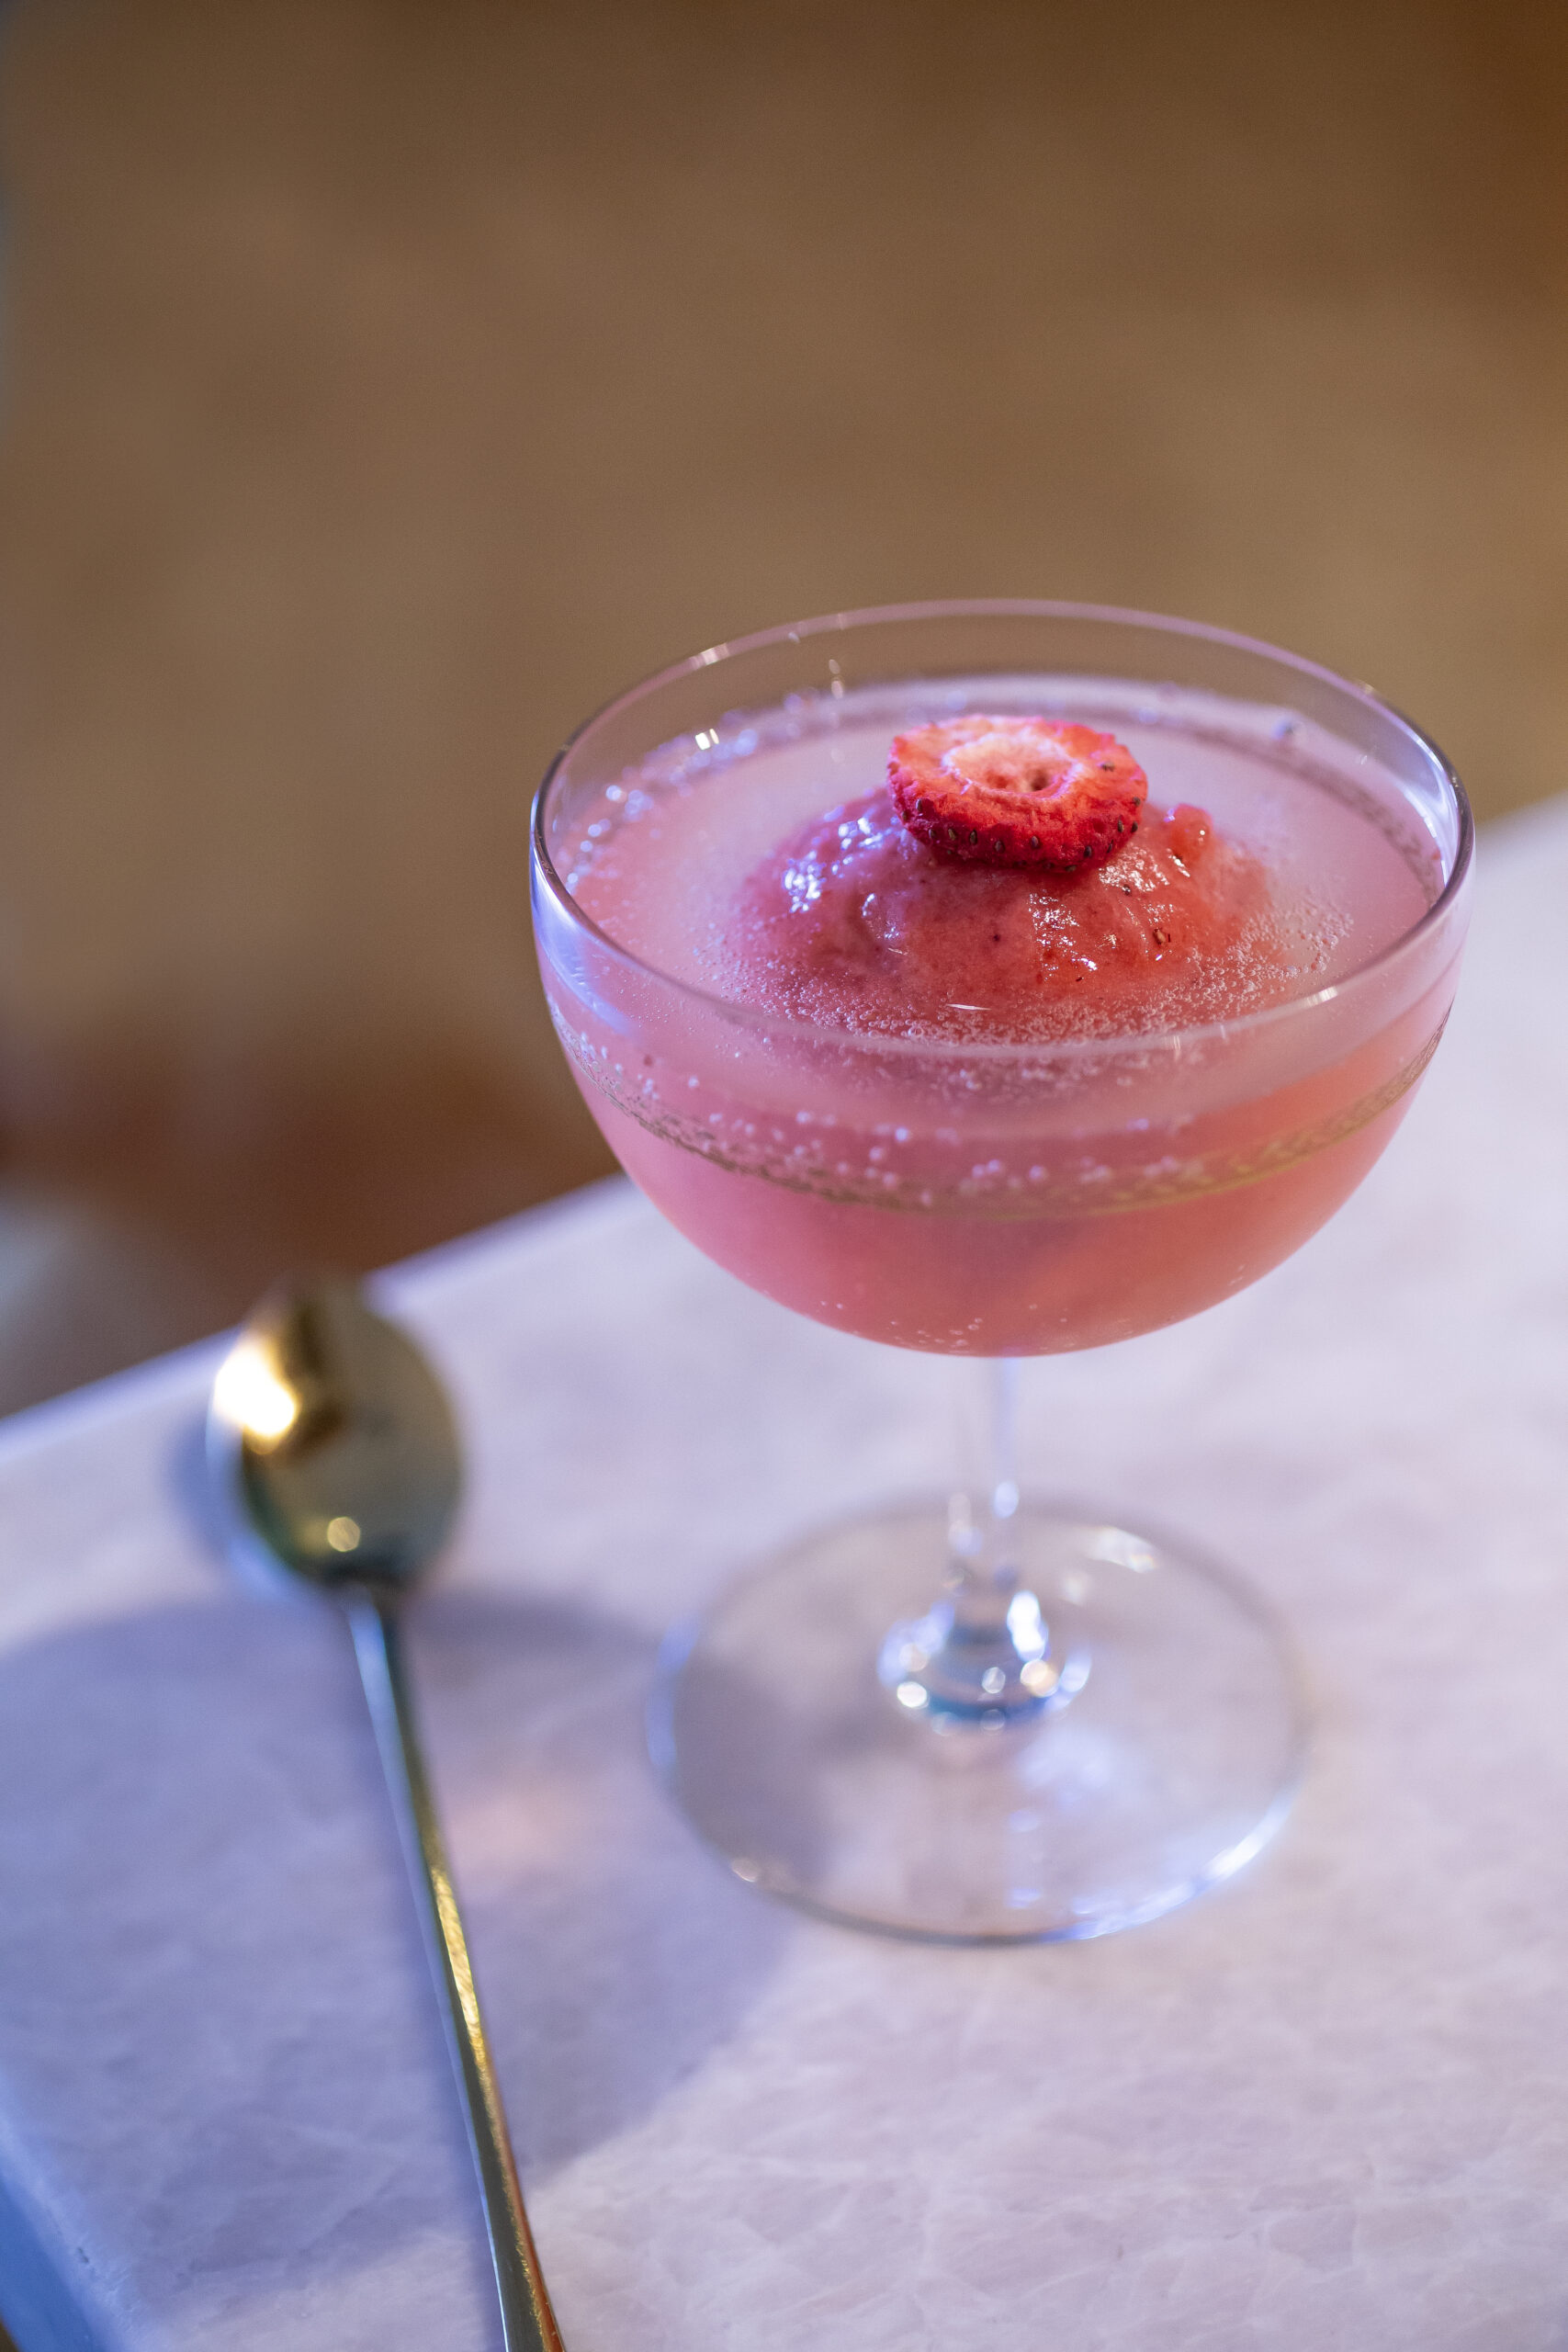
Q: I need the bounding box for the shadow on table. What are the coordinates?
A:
[0,1555,792,2339]
[404,1585,798,2168]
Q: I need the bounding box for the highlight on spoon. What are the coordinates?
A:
[211,1335,301,1447]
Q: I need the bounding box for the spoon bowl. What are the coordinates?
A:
[209,1275,460,1591]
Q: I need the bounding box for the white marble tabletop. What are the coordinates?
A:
[1,798,1566,2351]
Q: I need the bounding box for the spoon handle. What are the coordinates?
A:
[347,1593,567,2352]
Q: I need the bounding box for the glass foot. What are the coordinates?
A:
[649,1498,1306,1943]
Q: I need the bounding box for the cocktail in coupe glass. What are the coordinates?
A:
[531,603,1472,1942]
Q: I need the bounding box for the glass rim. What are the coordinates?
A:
[531,598,1474,1068]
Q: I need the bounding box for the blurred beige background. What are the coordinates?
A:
[0,0,1562,1411]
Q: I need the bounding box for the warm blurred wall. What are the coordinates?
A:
[0,0,1562,1408]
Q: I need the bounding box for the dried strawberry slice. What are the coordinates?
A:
[889,715,1147,870]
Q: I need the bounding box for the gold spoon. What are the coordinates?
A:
[208,1277,566,2352]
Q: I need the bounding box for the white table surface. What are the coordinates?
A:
[0,799,1565,2351]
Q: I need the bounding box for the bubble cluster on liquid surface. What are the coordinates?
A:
[562,677,1438,1047]
[550,1004,1228,1217]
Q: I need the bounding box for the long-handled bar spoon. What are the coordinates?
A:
[208,1276,566,2352]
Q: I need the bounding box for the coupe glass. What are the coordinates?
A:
[531,603,1472,1941]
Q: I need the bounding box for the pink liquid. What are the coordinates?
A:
[546,678,1454,1352]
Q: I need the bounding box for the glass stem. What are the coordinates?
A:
[879,1357,1063,1727]
[947,1357,1022,1630]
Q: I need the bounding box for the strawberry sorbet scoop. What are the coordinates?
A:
[890,715,1147,870]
